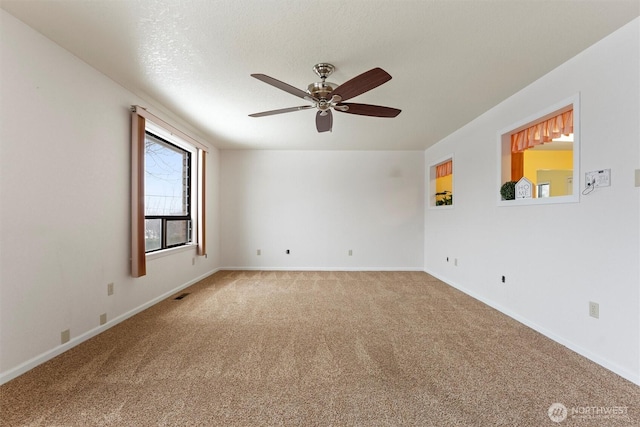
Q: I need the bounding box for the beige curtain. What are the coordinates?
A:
[197,149,206,257]
[131,111,146,278]
[511,109,573,153]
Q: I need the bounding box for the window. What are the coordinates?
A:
[429,156,453,208]
[131,106,207,277]
[144,132,192,252]
[498,94,579,206]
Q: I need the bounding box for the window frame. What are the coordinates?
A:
[143,130,194,253]
[497,93,580,207]
[131,106,207,277]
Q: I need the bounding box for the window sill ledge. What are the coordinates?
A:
[497,195,579,207]
[146,244,196,261]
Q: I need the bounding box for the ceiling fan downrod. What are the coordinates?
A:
[308,63,338,101]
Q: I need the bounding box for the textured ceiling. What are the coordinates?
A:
[2,0,639,150]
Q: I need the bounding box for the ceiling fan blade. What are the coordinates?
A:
[336,103,401,117]
[249,105,314,117]
[316,110,333,133]
[331,68,392,101]
[251,74,318,102]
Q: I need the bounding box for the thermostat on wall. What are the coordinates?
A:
[585,169,611,188]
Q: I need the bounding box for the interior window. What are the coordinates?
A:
[430,157,453,207]
[499,96,579,205]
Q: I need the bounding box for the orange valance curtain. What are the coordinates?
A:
[511,109,573,153]
[436,160,453,178]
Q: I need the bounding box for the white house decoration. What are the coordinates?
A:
[515,177,533,199]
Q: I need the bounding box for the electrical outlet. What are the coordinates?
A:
[286,249,290,254]
[100,313,107,325]
[348,249,353,256]
[501,275,505,283]
[585,169,611,188]
[257,249,261,255]
[446,257,449,262]
[107,282,114,296]
[61,329,70,344]
[589,301,599,319]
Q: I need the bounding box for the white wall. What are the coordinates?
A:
[0,10,221,384]
[221,150,424,270]
[424,18,640,384]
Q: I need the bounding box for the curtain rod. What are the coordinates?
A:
[130,105,210,152]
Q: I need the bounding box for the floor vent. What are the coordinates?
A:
[174,293,190,300]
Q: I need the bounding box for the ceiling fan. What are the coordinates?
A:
[249,63,401,133]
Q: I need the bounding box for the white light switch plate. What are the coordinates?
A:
[589,301,599,319]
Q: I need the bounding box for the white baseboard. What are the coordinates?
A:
[424,269,640,386]
[0,268,220,386]
[221,266,425,272]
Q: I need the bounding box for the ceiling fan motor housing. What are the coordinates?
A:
[307,81,337,100]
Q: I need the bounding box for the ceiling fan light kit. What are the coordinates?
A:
[249,63,401,133]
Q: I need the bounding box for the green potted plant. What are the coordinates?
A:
[500,181,517,200]
[435,190,453,205]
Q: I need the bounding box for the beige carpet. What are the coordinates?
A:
[1,271,638,426]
